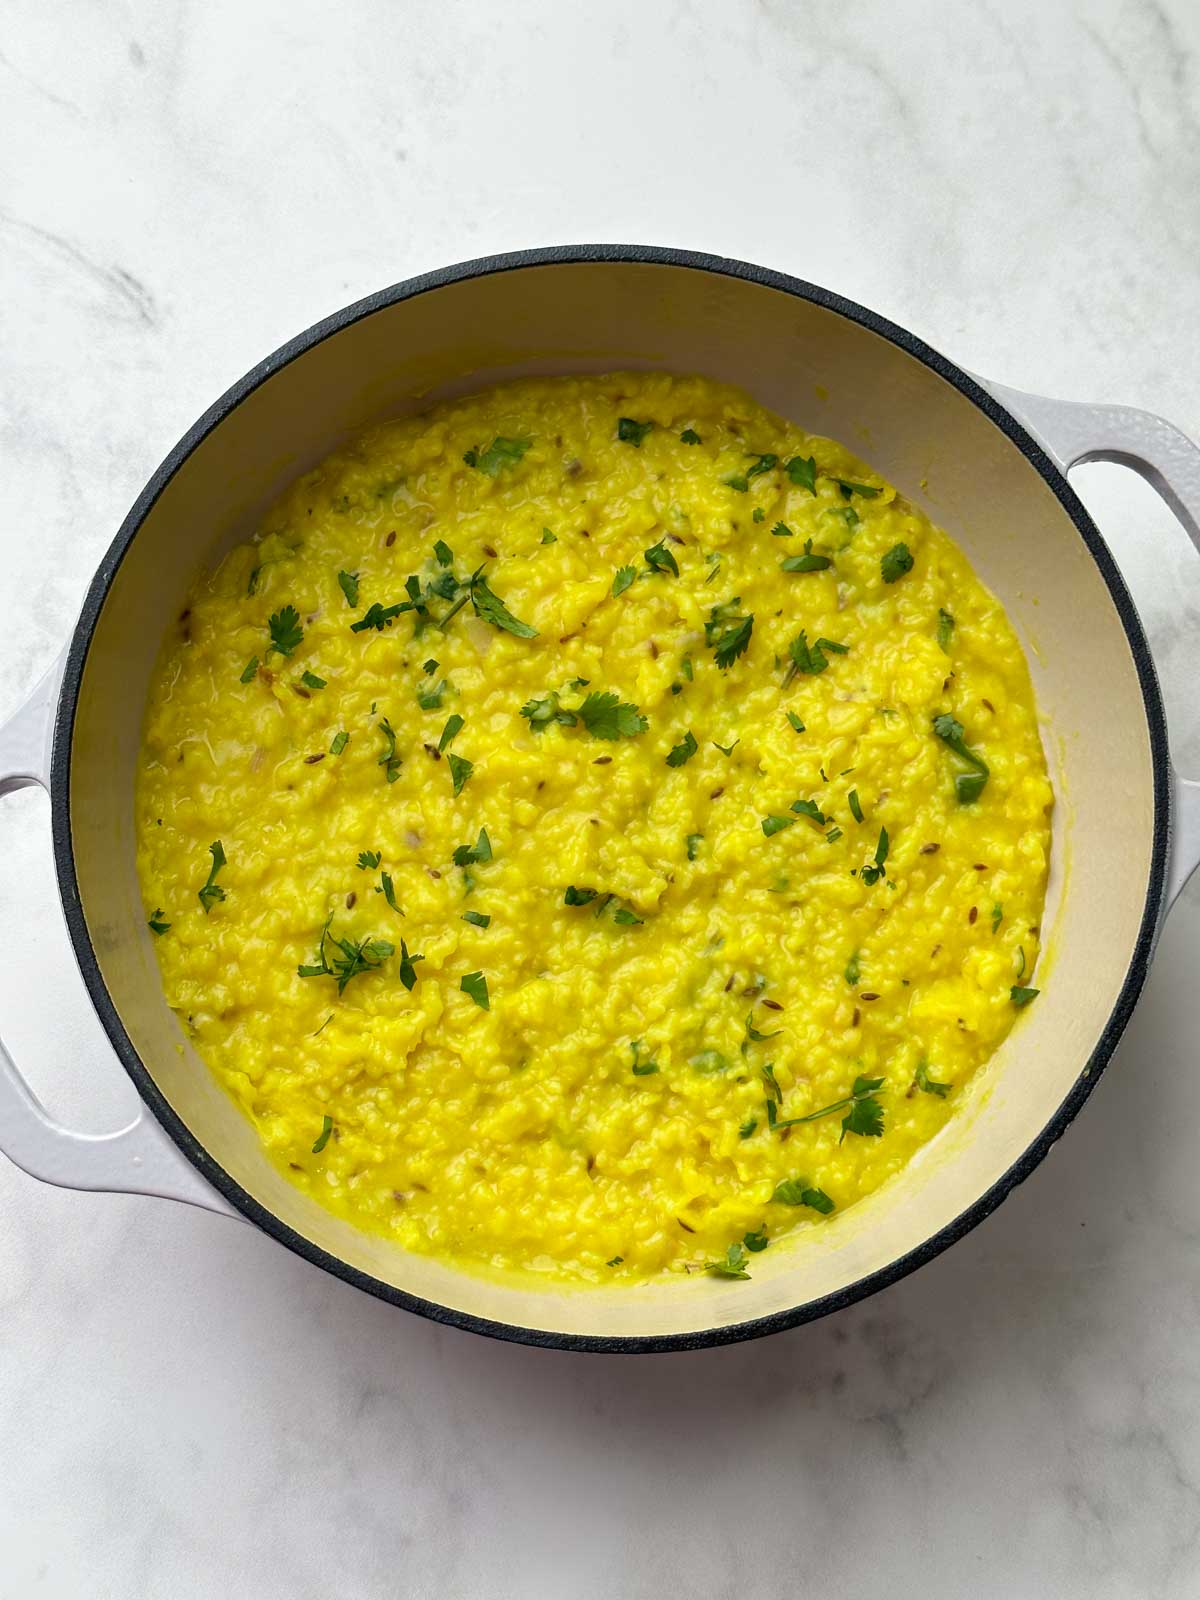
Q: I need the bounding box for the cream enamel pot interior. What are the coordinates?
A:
[2,247,1199,1353]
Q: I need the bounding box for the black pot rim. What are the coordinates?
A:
[49,244,1171,1353]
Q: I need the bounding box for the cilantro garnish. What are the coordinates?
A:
[766,1074,885,1141]
[932,713,990,803]
[712,738,739,757]
[771,1178,835,1213]
[198,841,227,913]
[834,479,881,499]
[666,730,698,767]
[297,914,394,994]
[462,910,490,928]
[781,539,832,574]
[784,630,848,683]
[844,950,861,985]
[337,570,360,608]
[860,826,890,886]
[937,608,955,652]
[644,539,679,577]
[743,1228,769,1253]
[679,428,701,445]
[1011,986,1040,1008]
[786,710,805,733]
[991,902,1003,932]
[785,455,817,493]
[239,657,258,683]
[351,601,404,633]
[577,691,648,740]
[704,597,754,669]
[915,1061,951,1097]
[617,417,654,447]
[147,909,170,936]
[762,815,795,837]
[630,1040,659,1076]
[563,886,598,906]
[705,1242,751,1280]
[398,939,423,991]
[453,829,492,868]
[881,542,914,583]
[378,871,401,913]
[848,789,864,824]
[433,539,454,567]
[358,851,381,870]
[791,798,827,826]
[520,691,577,731]
[541,527,557,544]
[463,436,531,476]
[612,565,636,597]
[460,970,490,1009]
[469,572,538,638]
[438,714,464,753]
[686,832,703,861]
[377,718,402,783]
[771,521,794,538]
[300,670,326,690]
[312,1115,333,1154]
[267,606,303,657]
[448,753,473,796]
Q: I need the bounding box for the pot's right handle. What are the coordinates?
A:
[980,380,1200,912]
[0,657,239,1218]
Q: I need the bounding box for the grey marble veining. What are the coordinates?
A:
[2,1,1200,1595]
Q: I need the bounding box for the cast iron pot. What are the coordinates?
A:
[3,246,1199,1352]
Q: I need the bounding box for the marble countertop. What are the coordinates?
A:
[3,1,1200,1595]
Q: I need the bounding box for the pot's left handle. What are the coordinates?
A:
[0,656,239,1218]
[978,380,1200,914]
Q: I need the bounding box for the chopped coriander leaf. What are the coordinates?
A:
[352,601,404,633]
[712,738,739,757]
[762,814,795,836]
[612,565,636,597]
[848,789,864,824]
[834,479,881,499]
[915,1061,951,1097]
[563,886,598,906]
[462,910,491,928]
[786,710,805,733]
[239,656,259,683]
[785,455,817,493]
[1011,986,1040,1008]
[630,1040,658,1075]
[706,1242,751,1280]
[745,453,777,482]
[417,679,447,710]
[447,753,473,796]
[607,1255,624,1267]
[397,938,424,991]
[297,915,394,994]
[772,1178,835,1213]
[791,798,827,825]
[860,826,890,886]
[937,608,955,652]
[784,630,848,682]
[617,417,654,447]
[469,572,537,638]
[722,471,749,493]
[745,1011,781,1045]
[461,970,490,1009]
[686,832,703,861]
[613,907,643,926]
[881,542,914,583]
[378,871,401,913]
[825,826,843,844]
[681,656,693,681]
[761,1062,783,1104]
[300,670,326,690]
[844,950,861,985]
[752,507,765,523]
[541,527,557,544]
[666,730,698,768]
[680,428,701,445]
[423,659,439,674]
[932,713,990,803]
[991,902,1003,932]
[452,828,492,868]
[771,521,794,538]
[433,539,454,567]
[358,850,381,870]
[743,1227,770,1253]
[577,691,647,740]
[465,436,531,476]
[520,691,578,731]
[766,1074,885,1141]
[337,570,360,608]
[704,597,754,670]
[198,841,227,913]
[312,1115,333,1154]
[691,1049,730,1075]
[147,909,171,936]
[438,714,464,753]
[644,539,679,577]
[377,718,402,783]
[739,1117,758,1139]
[267,606,303,657]
[781,538,832,574]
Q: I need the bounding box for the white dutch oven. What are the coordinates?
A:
[2,248,1198,1350]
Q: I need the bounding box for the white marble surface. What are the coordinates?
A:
[2,1,1200,1594]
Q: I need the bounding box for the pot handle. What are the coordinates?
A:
[0,656,238,1218]
[979,380,1200,912]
